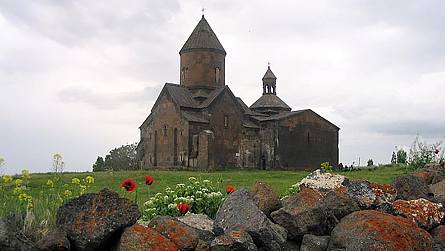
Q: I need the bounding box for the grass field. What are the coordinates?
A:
[0,165,408,237]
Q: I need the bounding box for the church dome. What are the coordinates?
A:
[250,94,291,111]
[179,15,226,55]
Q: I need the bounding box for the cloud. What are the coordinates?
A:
[1,0,445,173]
[57,85,162,110]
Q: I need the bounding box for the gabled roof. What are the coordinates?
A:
[152,83,199,110]
[250,94,291,111]
[236,97,267,116]
[180,15,226,55]
[262,66,277,80]
[198,86,226,108]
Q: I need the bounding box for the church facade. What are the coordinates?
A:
[137,16,339,170]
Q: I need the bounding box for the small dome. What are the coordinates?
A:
[250,94,291,113]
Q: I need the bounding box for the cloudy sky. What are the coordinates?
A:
[1,0,444,174]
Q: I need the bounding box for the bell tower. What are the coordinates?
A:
[179,15,226,90]
[262,65,277,95]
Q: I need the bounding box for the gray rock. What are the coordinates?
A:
[251,181,282,217]
[431,225,445,251]
[213,188,287,250]
[176,213,215,244]
[210,230,257,251]
[300,234,329,251]
[431,179,445,203]
[392,174,434,201]
[56,188,140,251]
[271,188,337,240]
[36,228,70,251]
[344,180,376,208]
[317,191,360,220]
[0,213,35,251]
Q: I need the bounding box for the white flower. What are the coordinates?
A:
[176,184,185,188]
[168,203,176,209]
[203,180,210,183]
[188,177,197,182]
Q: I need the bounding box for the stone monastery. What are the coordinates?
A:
[137,16,339,170]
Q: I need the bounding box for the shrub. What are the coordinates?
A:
[320,162,332,172]
[142,177,226,221]
[408,135,443,169]
[396,149,407,164]
[367,159,374,166]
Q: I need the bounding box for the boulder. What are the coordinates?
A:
[369,182,398,206]
[344,179,375,208]
[431,225,445,251]
[36,228,70,251]
[317,191,360,220]
[148,216,199,251]
[390,199,445,230]
[424,163,445,171]
[413,170,445,185]
[328,210,434,250]
[251,181,282,217]
[298,169,348,192]
[300,234,330,251]
[176,214,215,244]
[271,188,337,240]
[213,188,287,250]
[0,213,35,251]
[431,179,445,205]
[210,230,257,251]
[56,188,140,251]
[392,174,433,200]
[117,224,179,251]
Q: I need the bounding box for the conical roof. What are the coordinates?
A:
[250,94,291,111]
[262,66,277,80]
[180,15,226,55]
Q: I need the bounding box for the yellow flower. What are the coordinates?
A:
[46,179,54,188]
[2,175,13,183]
[79,185,87,194]
[71,178,81,185]
[63,189,72,198]
[18,193,28,201]
[13,187,22,195]
[15,179,23,187]
[21,169,30,179]
[85,176,94,184]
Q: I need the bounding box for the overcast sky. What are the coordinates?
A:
[1,0,444,174]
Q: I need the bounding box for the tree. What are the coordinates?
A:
[367,159,374,166]
[396,149,407,164]
[391,152,397,164]
[92,156,105,171]
[93,143,138,171]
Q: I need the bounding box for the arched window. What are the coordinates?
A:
[215,67,220,83]
[163,125,168,137]
[307,131,311,144]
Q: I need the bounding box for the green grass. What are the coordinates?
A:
[0,165,407,238]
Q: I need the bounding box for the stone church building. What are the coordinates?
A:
[137,16,339,170]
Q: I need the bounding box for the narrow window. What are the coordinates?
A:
[307,131,310,144]
[224,115,229,128]
[215,67,220,83]
[149,133,152,141]
[163,125,168,137]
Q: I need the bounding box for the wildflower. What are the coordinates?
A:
[188,177,197,182]
[15,179,23,187]
[144,175,154,185]
[18,193,28,201]
[21,169,30,179]
[71,178,81,185]
[176,203,191,215]
[13,187,22,194]
[168,203,176,209]
[435,149,440,155]
[85,176,95,184]
[121,178,136,192]
[203,179,211,183]
[46,179,54,188]
[79,185,87,194]
[226,185,235,194]
[64,189,72,198]
[2,175,13,183]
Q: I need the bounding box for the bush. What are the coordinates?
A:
[320,162,332,172]
[142,177,227,221]
[367,159,374,166]
[408,135,444,169]
[93,143,138,171]
[396,149,407,164]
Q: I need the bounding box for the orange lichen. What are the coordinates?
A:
[392,199,445,229]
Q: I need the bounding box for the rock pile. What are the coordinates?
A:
[2,164,445,250]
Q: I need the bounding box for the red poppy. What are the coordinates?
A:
[226,185,235,194]
[176,203,191,215]
[121,178,136,192]
[435,149,440,155]
[144,176,154,185]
